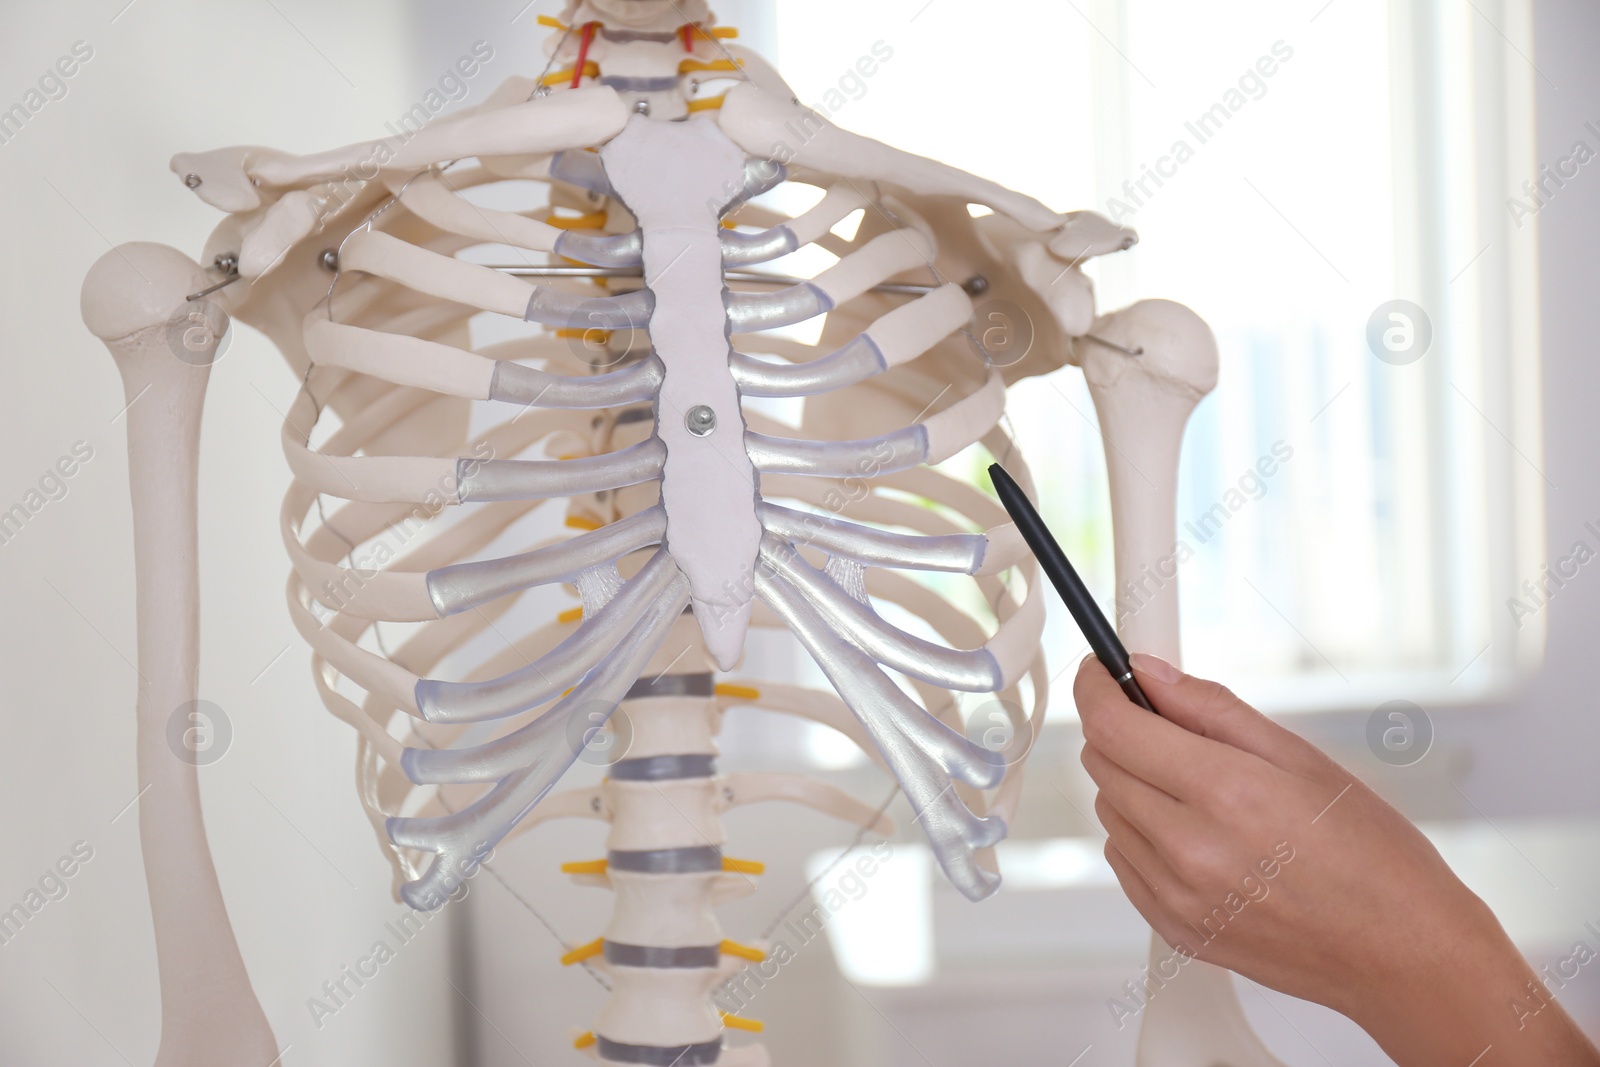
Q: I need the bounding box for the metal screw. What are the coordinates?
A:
[686,405,717,437]
[634,99,651,115]
[183,173,202,189]
[962,275,990,296]
[318,249,340,273]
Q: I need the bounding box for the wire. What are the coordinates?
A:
[757,784,900,941]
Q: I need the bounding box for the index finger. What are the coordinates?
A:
[1072,656,1248,803]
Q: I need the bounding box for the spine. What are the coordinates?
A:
[573,685,766,1066]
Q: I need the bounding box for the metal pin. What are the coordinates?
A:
[1082,333,1144,357]
[479,264,937,296]
[185,254,242,302]
[186,276,241,301]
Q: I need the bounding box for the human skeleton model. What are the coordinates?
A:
[80,3,1289,1065]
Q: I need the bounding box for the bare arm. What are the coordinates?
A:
[1074,653,1600,1067]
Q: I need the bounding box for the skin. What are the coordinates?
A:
[1074,652,1600,1067]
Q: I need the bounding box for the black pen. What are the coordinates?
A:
[988,462,1159,714]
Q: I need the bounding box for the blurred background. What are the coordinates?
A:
[0,0,1595,1064]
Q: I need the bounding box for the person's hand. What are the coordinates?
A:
[1073,653,1600,1066]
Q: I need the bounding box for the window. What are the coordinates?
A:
[771,0,1544,715]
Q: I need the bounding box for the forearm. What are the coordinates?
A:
[1073,656,1600,1066]
[1348,906,1600,1066]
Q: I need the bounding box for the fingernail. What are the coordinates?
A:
[1080,653,1098,669]
[1130,652,1181,684]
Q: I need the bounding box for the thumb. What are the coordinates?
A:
[1129,653,1325,776]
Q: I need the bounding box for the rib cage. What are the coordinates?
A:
[247,77,1062,1061]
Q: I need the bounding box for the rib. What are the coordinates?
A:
[456,438,666,503]
[425,505,666,616]
[757,501,1014,574]
[387,565,690,908]
[730,283,971,397]
[754,564,1006,902]
[757,534,1005,693]
[488,357,663,408]
[413,548,679,725]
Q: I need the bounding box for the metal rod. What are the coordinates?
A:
[1081,333,1145,357]
[479,264,938,295]
[186,273,242,301]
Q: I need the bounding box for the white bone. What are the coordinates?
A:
[757,502,1013,574]
[171,86,631,209]
[713,683,884,770]
[596,967,726,1048]
[1082,299,1288,1067]
[1050,209,1140,261]
[80,242,279,1065]
[604,872,731,950]
[718,83,1066,233]
[732,283,973,398]
[717,1046,773,1067]
[605,779,724,851]
[237,187,325,278]
[598,112,761,672]
[85,16,1266,1056]
[756,564,1006,901]
[305,315,497,398]
[396,170,570,253]
[719,773,896,834]
[1013,238,1098,337]
[807,227,936,305]
[776,183,869,247]
[758,533,1030,693]
[414,548,682,726]
[391,563,691,908]
[340,228,536,317]
[286,572,422,714]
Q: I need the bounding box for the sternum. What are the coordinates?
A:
[645,227,761,670]
[600,113,765,671]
